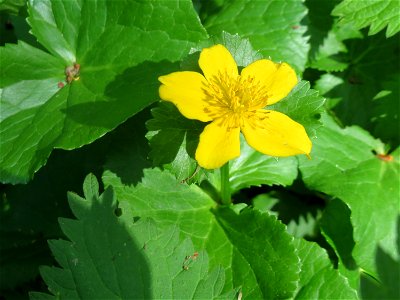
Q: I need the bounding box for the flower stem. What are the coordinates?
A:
[220,163,231,205]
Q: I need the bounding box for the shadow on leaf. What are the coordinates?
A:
[360,215,400,299]
[61,60,179,129]
[32,175,152,298]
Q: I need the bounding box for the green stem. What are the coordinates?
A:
[220,163,231,205]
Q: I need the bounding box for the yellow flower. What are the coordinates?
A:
[158,44,311,169]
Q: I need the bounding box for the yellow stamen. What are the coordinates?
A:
[203,71,270,126]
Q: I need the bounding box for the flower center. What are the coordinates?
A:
[203,72,269,124]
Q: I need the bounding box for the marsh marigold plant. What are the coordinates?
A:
[158,45,312,169]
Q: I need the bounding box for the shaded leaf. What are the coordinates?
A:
[103,168,301,299]
[299,113,399,276]
[204,0,310,72]
[308,22,361,72]
[0,127,112,290]
[35,174,233,299]
[305,0,362,72]
[320,198,357,270]
[0,0,207,184]
[360,216,400,299]
[314,32,400,148]
[0,0,25,14]
[146,102,206,183]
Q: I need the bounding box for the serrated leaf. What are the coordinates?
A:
[298,113,399,276]
[204,0,310,72]
[308,22,362,72]
[252,191,322,239]
[0,0,207,184]
[305,0,340,57]
[35,174,233,299]
[103,168,301,299]
[293,238,358,299]
[215,207,300,299]
[193,31,263,68]
[332,0,400,37]
[305,0,362,72]
[268,81,325,138]
[315,32,399,147]
[0,125,117,290]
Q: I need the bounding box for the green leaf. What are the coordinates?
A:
[269,81,326,138]
[360,216,400,299]
[293,238,358,299]
[35,174,234,299]
[299,113,399,276]
[252,190,323,239]
[215,207,300,299]
[146,102,206,183]
[370,74,400,148]
[0,0,207,184]
[332,0,400,37]
[103,108,153,186]
[0,0,25,14]
[315,32,399,148]
[1,12,42,48]
[314,73,344,109]
[229,140,298,193]
[305,0,339,57]
[209,31,263,67]
[0,126,115,290]
[305,0,362,72]
[207,137,298,195]
[103,168,301,299]
[204,0,310,72]
[308,22,362,72]
[320,199,357,269]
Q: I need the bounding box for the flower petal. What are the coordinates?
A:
[159,71,212,122]
[241,60,298,105]
[199,44,238,82]
[195,120,240,169]
[242,110,311,157]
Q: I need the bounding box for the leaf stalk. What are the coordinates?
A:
[220,163,231,205]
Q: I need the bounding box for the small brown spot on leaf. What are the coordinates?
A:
[65,62,81,83]
[376,153,393,162]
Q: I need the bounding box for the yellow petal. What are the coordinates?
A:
[195,119,240,169]
[199,44,238,82]
[241,60,298,106]
[242,110,311,157]
[159,71,212,122]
